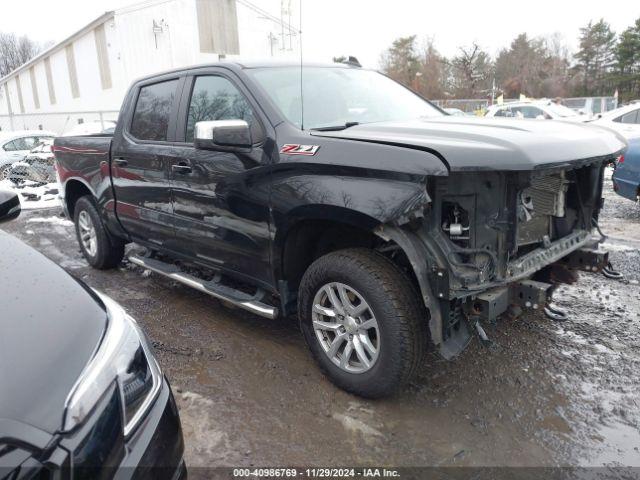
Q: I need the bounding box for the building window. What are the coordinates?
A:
[130,80,178,141]
[94,24,112,90]
[3,84,13,115]
[196,0,239,54]
[29,67,40,109]
[65,44,80,99]
[44,57,56,105]
[15,76,25,113]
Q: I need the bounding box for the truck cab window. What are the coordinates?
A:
[130,79,178,141]
[185,76,257,143]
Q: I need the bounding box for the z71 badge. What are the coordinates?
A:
[280,144,320,156]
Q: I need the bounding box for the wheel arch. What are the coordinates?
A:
[63,177,95,218]
[274,205,425,319]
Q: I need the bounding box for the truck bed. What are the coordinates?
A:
[53,135,114,219]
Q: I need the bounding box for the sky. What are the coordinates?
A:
[1,0,639,68]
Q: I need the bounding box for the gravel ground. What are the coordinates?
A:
[1,169,639,475]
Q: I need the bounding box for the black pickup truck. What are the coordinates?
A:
[54,61,626,398]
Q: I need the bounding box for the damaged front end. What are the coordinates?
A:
[377,155,617,359]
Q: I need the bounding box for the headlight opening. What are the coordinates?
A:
[62,293,162,437]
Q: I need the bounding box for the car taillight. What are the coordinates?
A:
[617,155,625,165]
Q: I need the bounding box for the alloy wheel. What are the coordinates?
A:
[78,210,98,257]
[311,282,380,374]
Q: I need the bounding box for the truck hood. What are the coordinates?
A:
[310,116,627,172]
[0,231,106,434]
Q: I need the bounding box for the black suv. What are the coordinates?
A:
[0,192,185,479]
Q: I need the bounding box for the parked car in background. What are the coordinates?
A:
[564,96,618,116]
[62,120,117,137]
[0,130,56,179]
[612,137,640,202]
[591,102,640,140]
[485,100,589,122]
[6,138,56,185]
[54,61,625,398]
[444,107,471,116]
[0,191,186,479]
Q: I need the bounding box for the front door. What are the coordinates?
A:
[110,77,181,246]
[167,73,273,287]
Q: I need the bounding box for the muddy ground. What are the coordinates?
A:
[2,170,639,474]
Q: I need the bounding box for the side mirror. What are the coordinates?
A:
[194,120,252,151]
[0,191,20,223]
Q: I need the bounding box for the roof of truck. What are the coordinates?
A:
[131,60,363,84]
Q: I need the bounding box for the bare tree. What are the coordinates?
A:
[448,43,493,98]
[0,32,45,78]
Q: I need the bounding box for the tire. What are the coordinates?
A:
[73,196,125,269]
[298,248,426,398]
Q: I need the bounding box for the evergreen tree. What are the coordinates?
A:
[495,34,548,97]
[614,18,640,102]
[418,39,448,99]
[379,36,421,89]
[574,19,617,96]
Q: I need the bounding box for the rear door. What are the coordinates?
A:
[110,76,183,246]
[166,70,273,287]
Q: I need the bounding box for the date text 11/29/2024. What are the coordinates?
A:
[233,468,401,478]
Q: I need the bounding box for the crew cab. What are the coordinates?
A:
[54,61,626,398]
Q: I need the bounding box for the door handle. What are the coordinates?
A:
[113,158,128,167]
[171,163,192,174]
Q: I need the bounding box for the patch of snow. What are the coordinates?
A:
[332,412,383,439]
[556,328,589,345]
[26,216,73,227]
[600,242,637,253]
[0,179,61,210]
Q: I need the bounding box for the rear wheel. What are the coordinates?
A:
[73,196,124,269]
[298,248,426,398]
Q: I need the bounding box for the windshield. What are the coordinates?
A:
[246,66,443,130]
[545,103,580,118]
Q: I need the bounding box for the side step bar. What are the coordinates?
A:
[128,255,278,319]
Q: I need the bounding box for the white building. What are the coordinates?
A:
[0,0,299,134]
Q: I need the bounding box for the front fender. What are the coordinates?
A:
[373,224,443,347]
[270,166,431,228]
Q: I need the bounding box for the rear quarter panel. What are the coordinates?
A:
[53,135,125,237]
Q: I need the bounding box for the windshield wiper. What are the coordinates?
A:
[310,122,360,132]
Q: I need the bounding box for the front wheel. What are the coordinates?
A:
[74,196,125,269]
[298,248,426,398]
